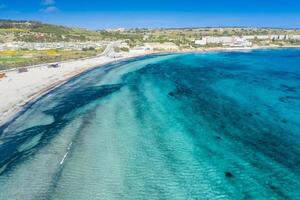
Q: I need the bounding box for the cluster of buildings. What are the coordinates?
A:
[0,42,108,50]
[145,42,179,51]
[195,35,300,47]
[195,36,252,47]
[129,42,179,53]
[244,35,300,40]
[104,28,126,32]
[1,34,300,52]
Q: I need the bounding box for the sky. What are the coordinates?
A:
[0,0,300,29]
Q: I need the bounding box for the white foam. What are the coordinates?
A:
[60,152,69,165]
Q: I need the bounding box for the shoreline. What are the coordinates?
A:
[178,45,300,54]
[1,46,300,126]
[0,52,150,126]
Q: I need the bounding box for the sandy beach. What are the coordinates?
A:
[0,52,148,124]
[1,46,299,125]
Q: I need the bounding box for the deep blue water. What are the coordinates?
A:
[0,49,300,199]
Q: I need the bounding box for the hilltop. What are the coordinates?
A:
[0,19,104,42]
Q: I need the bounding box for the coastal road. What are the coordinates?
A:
[101,41,121,57]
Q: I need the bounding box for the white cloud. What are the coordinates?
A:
[40,0,58,13]
[42,0,56,6]
[0,3,7,9]
[40,6,58,13]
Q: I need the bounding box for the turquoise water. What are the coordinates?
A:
[0,49,300,199]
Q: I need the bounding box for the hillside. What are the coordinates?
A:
[0,19,104,42]
[1,20,300,70]
[2,19,300,46]
[0,20,109,69]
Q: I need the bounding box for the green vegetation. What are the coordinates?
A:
[97,27,300,49]
[1,19,300,70]
[0,48,104,70]
[0,19,104,42]
[113,46,129,53]
[1,19,300,45]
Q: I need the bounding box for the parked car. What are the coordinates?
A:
[18,68,28,73]
[48,63,60,68]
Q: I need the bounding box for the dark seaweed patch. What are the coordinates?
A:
[280,84,297,93]
[246,112,253,117]
[215,136,222,140]
[0,84,123,175]
[225,171,234,178]
[278,97,287,103]
[168,92,175,97]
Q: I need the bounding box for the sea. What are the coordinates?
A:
[0,49,300,200]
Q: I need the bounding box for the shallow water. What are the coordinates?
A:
[0,49,300,200]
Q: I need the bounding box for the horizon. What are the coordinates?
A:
[0,0,300,29]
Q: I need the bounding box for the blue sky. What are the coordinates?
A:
[0,0,300,29]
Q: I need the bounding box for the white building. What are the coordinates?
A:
[119,42,130,49]
[256,35,270,40]
[195,36,236,46]
[195,38,207,45]
[207,36,234,45]
[270,35,288,40]
[129,46,150,53]
[105,28,125,32]
[245,35,297,40]
[291,35,300,40]
[230,37,252,47]
[195,36,252,47]
[145,42,179,51]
